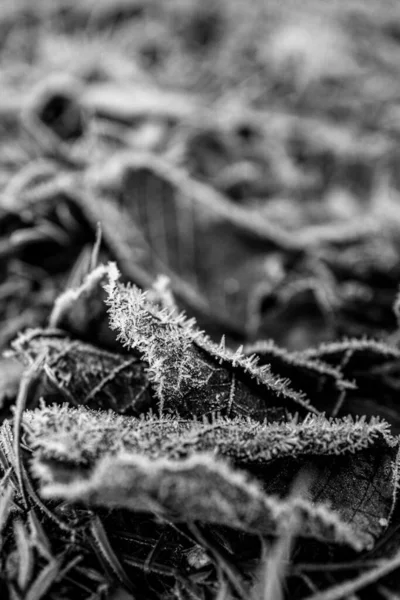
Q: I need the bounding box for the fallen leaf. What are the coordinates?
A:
[34,452,365,549]
[23,405,391,468]
[12,328,152,415]
[104,262,314,419]
[84,153,303,339]
[23,404,399,550]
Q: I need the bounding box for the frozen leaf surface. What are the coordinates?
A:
[244,339,353,408]
[104,263,314,419]
[298,339,400,429]
[12,329,152,414]
[23,404,400,550]
[86,154,303,338]
[49,264,120,350]
[23,404,392,467]
[34,452,365,550]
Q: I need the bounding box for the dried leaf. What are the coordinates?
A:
[35,452,365,550]
[104,262,314,419]
[244,340,353,409]
[12,329,152,414]
[300,338,400,368]
[298,339,400,429]
[22,404,392,467]
[49,264,120,350]
[23,404,400,550]
[85,153,303,338]
[21,406,398,545]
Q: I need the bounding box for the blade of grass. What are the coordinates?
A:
[28,509,52,560]
[187,522,248,600]
[90,222,103,272]
[13,355,46,508]
[0,482,14,552]
[21,463,79,535]
[88,515,135,594]
[25,557,62,600]
[14,519,34,591]
[304,549,400,600]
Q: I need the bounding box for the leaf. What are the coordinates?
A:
[84,153,304,339]
[297,339,400,430]
[244,339,354,409]
[104,262,315,419]
[51,266,180,352]
[12,329,152,415]
[23,404,399,551]
[300,338,400,368]
[49,264,120,351]
[22,405,392,467]
[262,446,400,551]
[34,452,365,550]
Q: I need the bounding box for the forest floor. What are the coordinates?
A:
[4,1,400,599]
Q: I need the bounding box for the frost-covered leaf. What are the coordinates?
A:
[298,339,400,430]
[300,338,400,367]
[104,263,315,419]
[265,445,400,550]
[12,329,152,414]
[23,405,392,467]
[34,452,365,550]
[244,339,354,409]
[49,265,178,351]
[23,404,400,550]
[85,153,303,339]
[49,264,120,350]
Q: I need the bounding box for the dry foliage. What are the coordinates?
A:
[3,1,400,599]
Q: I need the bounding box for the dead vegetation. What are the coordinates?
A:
[3,1,400,598]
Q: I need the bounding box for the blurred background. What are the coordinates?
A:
[2,0,400,355]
